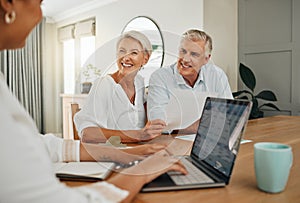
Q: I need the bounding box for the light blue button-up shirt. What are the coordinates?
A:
[147,62,233,121]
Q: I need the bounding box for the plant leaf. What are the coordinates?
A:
[232,91,243,97]
[239,63,256,92]
[259,103,281,111]
[232,90,253,98]
[256,90,277,101]
[240,96,249,100]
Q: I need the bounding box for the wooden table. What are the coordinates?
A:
[67,116,300,203]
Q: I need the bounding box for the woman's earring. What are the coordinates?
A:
[5,11,16,24]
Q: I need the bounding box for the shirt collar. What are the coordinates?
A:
[173,62,204,87]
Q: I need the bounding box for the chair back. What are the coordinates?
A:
[71,103,81,140]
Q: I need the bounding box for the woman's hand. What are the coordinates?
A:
[81,142,167,165]
[122,143,166,156]
[112,143,167,165]
[122,149,187,182]
[138,119,166,141]
[106,150,187,203]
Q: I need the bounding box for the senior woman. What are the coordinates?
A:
[0,1,186,203]
[75,30,166,143]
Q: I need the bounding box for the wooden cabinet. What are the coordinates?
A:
[60,94,88,139]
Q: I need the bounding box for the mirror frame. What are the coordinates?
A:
[122,16,165,68]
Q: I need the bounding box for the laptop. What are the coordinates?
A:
[142,97,252,192]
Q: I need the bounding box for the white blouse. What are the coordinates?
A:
[0,73,128,203]
[74,74,146,135]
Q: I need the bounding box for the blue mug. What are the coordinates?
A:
[254,142,293,193]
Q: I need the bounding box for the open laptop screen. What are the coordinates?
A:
[191,97,250,177]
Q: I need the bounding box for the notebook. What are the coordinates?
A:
[54,161,115,182]
[142,97,252,192]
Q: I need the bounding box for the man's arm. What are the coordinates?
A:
[173,119,200,135]
[147,70,170,121]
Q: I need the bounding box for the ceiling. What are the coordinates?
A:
[42,0,118,21]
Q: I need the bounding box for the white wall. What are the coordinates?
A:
[204,0,238,91]
[56,0,204,72]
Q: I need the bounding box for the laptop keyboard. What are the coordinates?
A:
[168,158,214,185]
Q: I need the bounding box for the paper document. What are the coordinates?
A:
[176,135,252,145]
[241,139,252,144]
[54,162,115,181]
[164,90,217,132]
[175,134,196,142]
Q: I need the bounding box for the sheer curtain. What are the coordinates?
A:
[0,19,45,132]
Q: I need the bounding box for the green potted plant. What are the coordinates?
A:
[233,63,280,119]
[80,64,101,94]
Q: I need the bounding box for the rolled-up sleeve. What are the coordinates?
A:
[42,133,80,162]
[42,134,129,203]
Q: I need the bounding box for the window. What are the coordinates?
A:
[59,19,96,94]
[63,39,75,93]
[80,36,96,83]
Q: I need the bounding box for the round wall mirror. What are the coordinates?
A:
[122,16,164,87]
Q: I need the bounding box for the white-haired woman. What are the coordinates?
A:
[75,31,166,143]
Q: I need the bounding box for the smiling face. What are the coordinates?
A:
[116,37,149,76]
[177,38,210,83]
